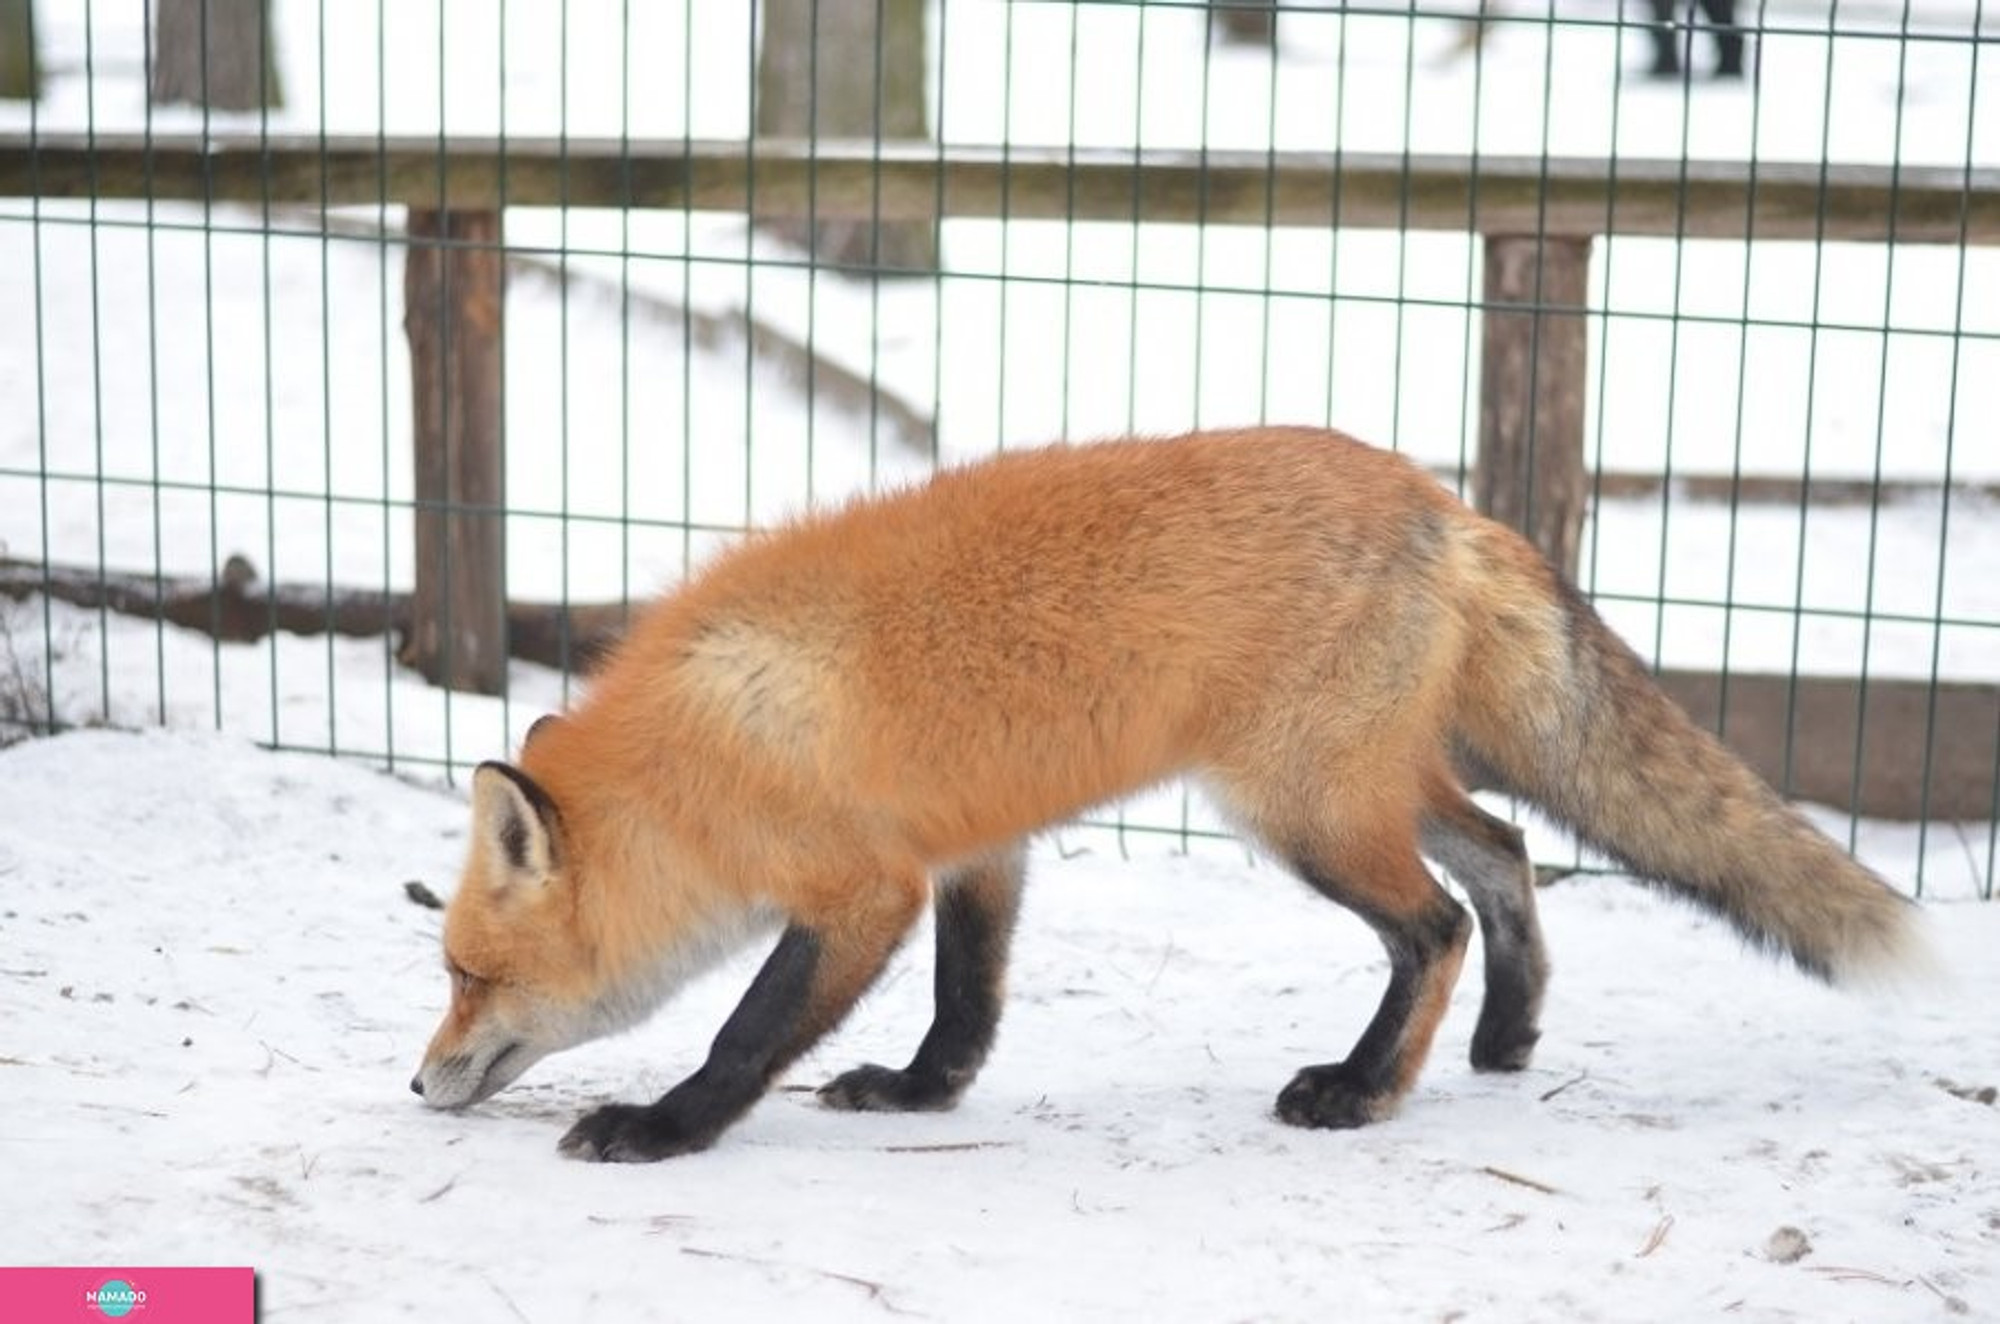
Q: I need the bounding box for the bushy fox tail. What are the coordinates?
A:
[1449,528,1926,985]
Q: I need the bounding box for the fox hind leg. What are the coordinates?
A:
[1420,784,1548,1072]
[1274,827,1473,1129]
[819,845,1027,1113]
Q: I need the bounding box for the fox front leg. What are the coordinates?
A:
[557,924,824,1162]
[560,875,925,1162]
[819,845,1026,1112]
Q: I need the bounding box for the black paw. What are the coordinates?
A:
[818,1063,962,1113]
[557,1102,713,1163]
[1275,1063,1395,1130]
[1470,1015,1540,1073]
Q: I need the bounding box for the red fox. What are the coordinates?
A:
[411,427,1923,1162]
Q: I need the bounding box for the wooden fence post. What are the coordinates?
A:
[149,0,285,112]
[1477,234,1592,579]
[402,208,507,696]
[0,0,40,101]
[755,0,937,273]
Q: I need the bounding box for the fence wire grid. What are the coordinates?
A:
[0,0,1995,897]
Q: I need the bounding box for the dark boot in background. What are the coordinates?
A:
[1645,0,1686,76]
[1704,0,1746,77]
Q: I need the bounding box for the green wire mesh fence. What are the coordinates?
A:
[0,0,1994,896]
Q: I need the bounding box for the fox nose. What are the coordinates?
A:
[409,1073,425,1097]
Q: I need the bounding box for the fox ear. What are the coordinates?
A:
[471,761,562,888]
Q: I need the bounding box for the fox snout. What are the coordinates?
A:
[411,1039,538,1111]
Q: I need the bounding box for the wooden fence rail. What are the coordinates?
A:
[5,135,1998,242]
[1,133,1994,819]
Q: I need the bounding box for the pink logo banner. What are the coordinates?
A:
[0,1268,253,1322]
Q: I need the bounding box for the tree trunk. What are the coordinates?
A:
[0,0,37,101]
[1477,235,1592,579]
[756,0,936,274]
[403,210,507,697]
[150,0,283,112]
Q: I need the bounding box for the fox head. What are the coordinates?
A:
[411,761,602,1110]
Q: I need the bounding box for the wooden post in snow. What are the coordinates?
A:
[1477,235,1592,579]
[149,0,284,111]
[0,0,39,102]
[402,208,507,696]
[756,0,937,274]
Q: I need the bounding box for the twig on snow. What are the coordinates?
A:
[257,1040,308,1075]
[585,1213,700,1235]
[1806,1265,1907,1291]
[1538,1072,1588,1103]
[1636,1214,1675,1258]
[1479,1165,1561,1196]
[681,1246,912,1315]
[1813,1263,1978,1314]
[478,1272,533,1324]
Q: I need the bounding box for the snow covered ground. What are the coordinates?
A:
[1,727,1996,1321]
